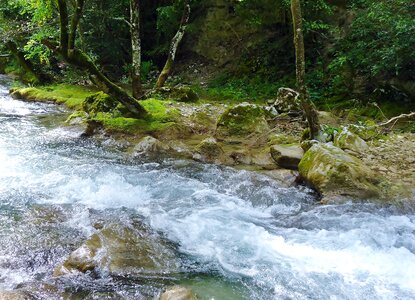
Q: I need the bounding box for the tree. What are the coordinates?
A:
[155,0,190,88]
[291,0,320,139]
[130,0,143,98]
[47,0,148,117]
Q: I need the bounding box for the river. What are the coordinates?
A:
[0,75,414,299]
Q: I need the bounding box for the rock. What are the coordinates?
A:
[215,103,270,139]
[299,143,382,200]
[261,169,299,187]
[347,124,378,141]
[171,86,199,103]
[334,127,369,153]
[159,286,197,300]
[270,144,304,170]
[272,88,301,113]
[54,223,178,277]
[194,137,227,164]
[249,148,276,169]
[82,92,117,115]
[133,136,170,156]
[0,291,32,300]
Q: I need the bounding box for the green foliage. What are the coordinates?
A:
[326,0,415,100]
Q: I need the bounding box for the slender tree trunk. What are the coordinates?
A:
[130,0,143,98]
[155,1,190,89]
[291,0,320,139]
[51,0,147,118]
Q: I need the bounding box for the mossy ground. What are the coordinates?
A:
[13,84,182,135]
[14,84,97,110]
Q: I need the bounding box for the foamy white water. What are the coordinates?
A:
[0,75,414,299]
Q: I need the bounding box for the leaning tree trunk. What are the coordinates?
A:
[155,1,190,89]
[130,0,143,98]
[50,0,147,118]
[6,41,41,83]
[291,0,320,140]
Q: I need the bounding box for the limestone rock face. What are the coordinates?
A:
[334,127,369,154]
[54,223,178,277]
[298,143,382,200]
[159,286,198,300]
[215,103,270,139]
[270,144,304,170]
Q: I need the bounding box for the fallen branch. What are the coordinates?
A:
[376,112,415,127]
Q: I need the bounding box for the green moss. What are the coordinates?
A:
[216,103,269,137]
[91,99,180,134]
[141,99,180,122]
[13,84,97,110]
[82,92,117,115]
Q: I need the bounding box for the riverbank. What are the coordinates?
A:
[9,82,415,204]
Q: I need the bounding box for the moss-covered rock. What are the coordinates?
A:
[170,86,199,103]
[54,223,178,277]
[334,127,369,154]
[270,144,304,170]
[159,286,198,300]
[272,87,301,113]
[215,103,270,139]
[299,143,382,200]
[82,91,118,115]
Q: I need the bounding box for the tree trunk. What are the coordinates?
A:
[52,0,147,118]
[6,41,41,83]
[291,0,320,140]
[130,0,143,98]
[155,1,190,89]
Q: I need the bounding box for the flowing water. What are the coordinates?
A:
[0,75,414,299]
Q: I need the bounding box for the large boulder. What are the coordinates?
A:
[299,143,382,200]
[270,144,304,170]
[54,223,178,277]
[215,103,270,139]
[334,127,369,154]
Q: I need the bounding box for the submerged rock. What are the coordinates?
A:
[159,286,198,300]
[270,144,304,170]
[215,103,270,140]
[0,291,32,300]
[299,143,382,200]
[54,223,178,277]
